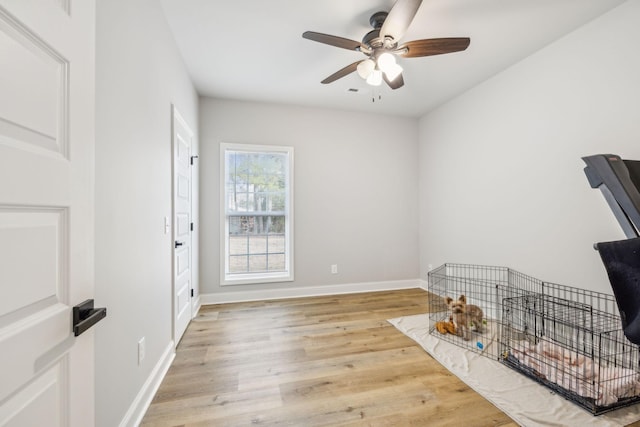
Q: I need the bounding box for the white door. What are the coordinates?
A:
[0,1,96,426]
[172,106,193,344]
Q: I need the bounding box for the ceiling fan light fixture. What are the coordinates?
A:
[357,59,375,79]
[384,62,403,82]
[377,52,396,71]
[377,51,402,81]
[366,69,383,86]
[303,0,470,92]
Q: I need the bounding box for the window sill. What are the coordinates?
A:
[221,272,294,286]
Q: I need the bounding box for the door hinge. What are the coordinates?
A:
[190,222,194,231]
[190,289,194,298]
[190,155,199,165]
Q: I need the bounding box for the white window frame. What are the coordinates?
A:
[220,143,294,285]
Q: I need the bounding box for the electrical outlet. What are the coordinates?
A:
[331,264,338,274]
[138,337,145,365]
[428,264,433,272]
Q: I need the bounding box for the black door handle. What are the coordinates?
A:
[73,299,107,336]
[175,241,184,248]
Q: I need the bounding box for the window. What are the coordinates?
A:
[220,143,294,285]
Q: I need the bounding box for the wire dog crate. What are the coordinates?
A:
[427,264,542,359]
[502,293,640,414]
[427,263,640,415]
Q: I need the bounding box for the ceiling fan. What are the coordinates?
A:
[302,0,470,90]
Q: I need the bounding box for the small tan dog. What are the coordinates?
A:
[444,295,484,341]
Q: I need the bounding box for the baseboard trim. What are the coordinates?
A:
[199,278,421,305]
[192,294,201,318]
[119,341,176,427]
[418,279,428,291]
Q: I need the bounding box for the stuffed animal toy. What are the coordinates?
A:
[435,315,457,335]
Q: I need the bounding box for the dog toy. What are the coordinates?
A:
[435,316,457,335]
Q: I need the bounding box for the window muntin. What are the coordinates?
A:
[221,144,293,285]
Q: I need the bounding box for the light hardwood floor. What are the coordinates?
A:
[141,289,519,426]
[141,289,640,426]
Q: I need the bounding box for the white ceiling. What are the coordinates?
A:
[160,0,625,118]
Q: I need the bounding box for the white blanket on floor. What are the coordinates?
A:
[388,313,640,427]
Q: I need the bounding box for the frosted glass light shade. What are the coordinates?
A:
[384,62,403,81]
[357,59,375,79]
[366,69,383,86]
[377,52,396,72]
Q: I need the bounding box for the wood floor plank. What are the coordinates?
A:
[142,386,283,426]
[139,289,526,426]
[237,346,426,392]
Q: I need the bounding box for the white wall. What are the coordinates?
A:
[418,0,640,292]
[200,98,419,300]
[95,0,198,425]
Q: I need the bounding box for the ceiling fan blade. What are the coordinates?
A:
[302,31,362,51]
[321,61,362,84]
[384,72,404,90]
[397,37,470,58]
[380,0,423,42]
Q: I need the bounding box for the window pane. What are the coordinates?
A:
[268,234,285,253]
[251,192,265,212]
[248,235,266,255]
[270,193,285,211]
[268,254,285,271]
[248,255,267,272]
[241,216,255,233]
[227,150,286,215]
[229,216,288,272]
[235,182,248,193]
[235,153,250,174]
[229,235,247,256]
[229,255,248,273]
[229,217,242,234]
[269,216,285,233]
[235,192,249,212]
